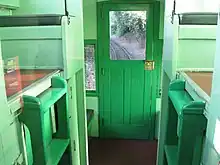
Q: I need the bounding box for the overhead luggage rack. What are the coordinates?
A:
[0,15,63,27]
[178,12,218,25]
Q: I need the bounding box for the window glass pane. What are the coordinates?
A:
[85,44,96,91]
[110,11,147,60]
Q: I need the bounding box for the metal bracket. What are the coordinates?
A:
[68,16,70,25]
[70,86,73,99]
[171,0,176,24]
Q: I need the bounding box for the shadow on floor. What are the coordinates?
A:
[89,138,158,165]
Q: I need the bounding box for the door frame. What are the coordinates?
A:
[97,1,162,139]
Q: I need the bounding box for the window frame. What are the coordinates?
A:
[84,39,98,96]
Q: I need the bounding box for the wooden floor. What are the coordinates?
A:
[89,139,158,165]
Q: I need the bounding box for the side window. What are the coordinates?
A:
[84,44,96,91]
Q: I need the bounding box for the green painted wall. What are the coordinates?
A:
[12,0,83,16]
[1,39,63,69]
[177,26,216,69]
[178,40,216,69]
[0,5,24,165]
[13,0,80,16]
[83,0,97,39]
[156,71,170,165]
[13,0,65,15]
[86,97,99,137]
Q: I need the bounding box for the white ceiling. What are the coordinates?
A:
[176,0,219,13]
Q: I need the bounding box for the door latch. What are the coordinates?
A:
[145,60,155,70]
[70,86,73,99]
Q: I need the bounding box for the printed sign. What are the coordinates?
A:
[4,57,22,98]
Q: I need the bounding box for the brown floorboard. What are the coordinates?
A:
[89,138,158,165]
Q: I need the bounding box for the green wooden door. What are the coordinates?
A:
[98,3,154,139]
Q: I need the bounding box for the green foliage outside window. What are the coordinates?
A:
[110,11,146,41]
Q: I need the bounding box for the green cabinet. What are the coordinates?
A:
[163,80,207,165]
[20,76,70,165]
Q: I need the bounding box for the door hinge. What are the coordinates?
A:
[159,88,162,97]
[102,118,104,126]
[73,140,76,151]
[70,86,73,99]
[101,5,104,19]
[101,68,105,76]
[101,11,104,19]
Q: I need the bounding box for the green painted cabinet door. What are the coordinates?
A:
[67,77,81,165]
[68,71,88,165]
[98,3,154,139]
[75,69,88,165]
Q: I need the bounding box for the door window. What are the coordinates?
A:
[109,11,147,60]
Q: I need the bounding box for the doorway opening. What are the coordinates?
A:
[87,2,160,165]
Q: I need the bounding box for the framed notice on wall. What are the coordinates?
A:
[4,56,22,98]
